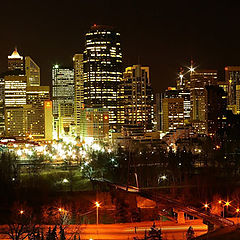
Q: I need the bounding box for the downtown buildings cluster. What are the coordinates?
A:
[0,24,239,148]
[0,25,154,144]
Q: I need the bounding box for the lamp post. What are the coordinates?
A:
[218,200,224,217]
[204,203,209,212]
[224,201,230,218]
[236,208,240,224]
[95,202,100,225]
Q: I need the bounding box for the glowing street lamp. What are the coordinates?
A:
[19,210,24,215]
[204,203,209,212]
[95,202,100,225]
[236,208,240,224]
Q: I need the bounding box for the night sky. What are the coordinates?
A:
[1,0,240,93]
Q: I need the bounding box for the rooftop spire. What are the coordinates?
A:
[8,47,23,60]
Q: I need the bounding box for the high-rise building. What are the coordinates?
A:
[118,65,154,131]
[84,25,123,128]
[4,75,27,107]
[5,105,32,138]
[52,65,74,117]
[79,108,109,140]
[190,69,217,133]
[225,66,240,114]
[0,78,5,136]
[25,56,40,86]
[162,98,184,132]
[8,48,24,71]
[59,103,75,138]
[44,101,53,140]
[155,93,163,131]
[164,88,191,123]
[73,54,84,136]
[52,65,74,139]
[206,85,227,136]
[26,86,50,139]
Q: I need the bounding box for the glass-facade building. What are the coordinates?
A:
[83,25,123,128]
[52,65,74,118]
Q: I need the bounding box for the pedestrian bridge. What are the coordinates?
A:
[97,179,234,228]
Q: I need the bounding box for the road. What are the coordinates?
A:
[70,219,207,239]
[0,219,207,240]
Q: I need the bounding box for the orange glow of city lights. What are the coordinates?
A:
[236,208,240,213]
[19,210,24,215]
[204,203,209,208]
[216,145,221,150]
[95,202,100,208]
[218,200,222,204]
[58,208,62,212]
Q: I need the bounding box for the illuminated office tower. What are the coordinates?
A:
[79,108,109,140]
[59,103,75,138]
[52,65,74,138]
[52,65,74,117]
[26,86,50,139]
[162,98,184,132]
[8,48,24,71]
[4,75,27,107]
[118,65,154,131]
[5,105,32,138]
[25,56,40,86]
[190,69,217,133]
[73,54,84,136]
[0,78,4,135]
[84,25,123,129]
[44,101,53,140]
[164,88,191,123]
[225,66,240,114]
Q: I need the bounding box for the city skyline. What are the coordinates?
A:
[2,1,240,93]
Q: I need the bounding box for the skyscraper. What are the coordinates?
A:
[4,75,27,107]
[52,65,74,139]
[25,56,40,86]
[52,65,74,117]
[0,78,4,136]
[26,86,50,139]
[73,54,84,136]
[190,69,217,133]
[84,25,123,128]
[8,48,24,71]
[162,97,184,132]
[118,65,154,131]
[225,66,240,114]
[206,85,227,136]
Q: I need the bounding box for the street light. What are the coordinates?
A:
[95,202,100,225]
[204,203,209,212]
[222,200,231,218]
[236,208,240,224]
[19,210,24,215]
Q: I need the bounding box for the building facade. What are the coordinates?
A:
[83,25,123,129]
[25,56,40,86]
[190,69,217,134]
[4,75,27,107]
[118,65,154,131]
[79,108,109,140]
[26,86,50,139]
[52,65,74,117]
[162,97,184,132]
[8,48,24,71]
[225,66,240,114]
[73,54,84,136]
